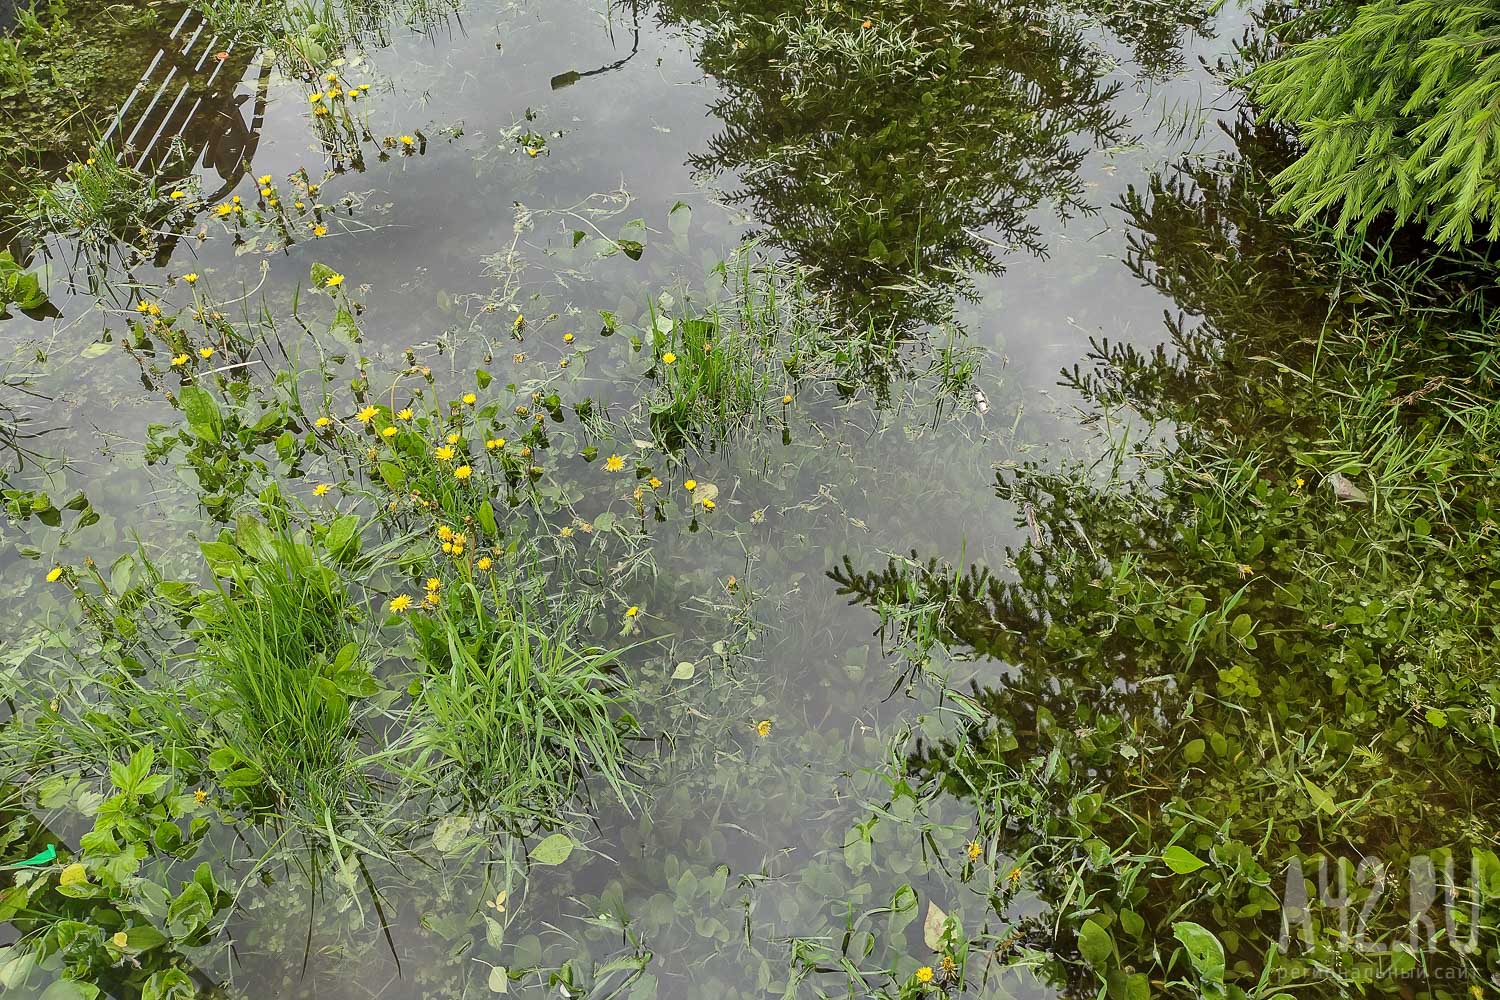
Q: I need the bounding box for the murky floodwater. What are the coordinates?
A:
[1,1,1384,998]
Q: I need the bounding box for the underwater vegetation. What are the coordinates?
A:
[2,0,1500,999]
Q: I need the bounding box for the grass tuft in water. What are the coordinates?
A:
[406,567,638,828]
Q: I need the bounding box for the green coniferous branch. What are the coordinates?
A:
[1248,0,1500,245]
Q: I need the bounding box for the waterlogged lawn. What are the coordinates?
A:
[1,2,1499,1000]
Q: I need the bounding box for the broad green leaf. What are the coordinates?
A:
[39,980,99,1000]
[1077,918,1114,968]
[530,832,576,866]
[1172,921,1225,998]
[167,882,212,939]
[1162,846,1208,874]
[1300,775,1336,814]
[177,386,222,443]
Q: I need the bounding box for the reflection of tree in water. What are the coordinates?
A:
[644,0,1210,337]
[829,116,1500,998]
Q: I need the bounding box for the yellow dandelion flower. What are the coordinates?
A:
[782,394,793,404]
[258,174,273,185]
[194,788,208,804]
[563,332,574,343]
[1007,865,1023,885]
[46,566,63,583]
[356,405,379,424]
[755,719,772,738]
[171,353,190,366]
[462,393,477,405]
[486,438,506,450]
[424,591,440,607]
[702,498,715,510]
[604,454,625,472]
[426,577,441,592]
[325,273,344,288]
[183,272,199,284]
[435,445,455,461]
[381,426,398,438]
[198,347,213,359]
[446,433,460,444]
[313,224,328,237]
[315,416,332,428]
[310,93,324,103]
[217,203,233,217]
[389,594,413,613]
[662,351,676,364]
[915,967,934,984]
[170,190,186,199]
[966,840,982,862]
[398,408,413,421]
[454,464,472,481]
[313,483,331,496]
[649,477,662,488]
[559,526,574,538]
[625,606,639,617]
[477,557,492,570]
[260,187,272,197]
[683,479,697,491]
[438,525,454,541]
[400,135,415,146]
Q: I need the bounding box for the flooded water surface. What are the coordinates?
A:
[4,2,1500,1000]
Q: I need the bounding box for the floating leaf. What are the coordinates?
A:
[672,661,695,680]
[432,815,472,853]
[530,832,576,866]
[922,900,947,951]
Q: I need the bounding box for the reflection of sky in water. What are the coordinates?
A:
[1,2,1250,997]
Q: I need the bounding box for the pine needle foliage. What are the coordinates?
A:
[1250,1,1500,245]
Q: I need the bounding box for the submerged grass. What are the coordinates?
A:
[193,512,379,814]
[407,572,638,826]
